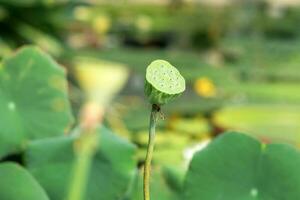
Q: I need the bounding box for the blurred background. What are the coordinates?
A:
[1,0,300,199]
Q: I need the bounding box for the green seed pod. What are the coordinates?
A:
[145,60,185,105]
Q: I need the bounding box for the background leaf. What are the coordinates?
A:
[213,105,300,145]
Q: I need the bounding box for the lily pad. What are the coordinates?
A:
[0,162,49,200]
[184,132,300,200]
[25,126,137,200]
[0,46,73,158]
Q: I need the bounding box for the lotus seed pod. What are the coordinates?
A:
[145,60,185,105]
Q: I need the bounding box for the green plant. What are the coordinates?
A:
[1,46,300,200]
[143,60,185,200]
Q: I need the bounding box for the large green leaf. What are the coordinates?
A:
[183,132,300,200]
[0,46,73,158]
[0,162,49,200]
[25,126,137,200]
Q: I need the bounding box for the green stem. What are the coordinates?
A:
[143,104,160,200]
[66,131,98,200]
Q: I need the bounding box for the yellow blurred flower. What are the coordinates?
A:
[194,77,216,97]
[135,15,152,32]
[73,6,91,21]
[92,15,111,35]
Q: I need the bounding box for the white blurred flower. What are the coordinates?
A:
[183,139,211,168]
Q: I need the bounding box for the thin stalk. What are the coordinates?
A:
[66,102,103,200]
[143,104,160,200]
[66,131,98,200]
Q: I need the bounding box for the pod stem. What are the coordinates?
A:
[143,104,160,200]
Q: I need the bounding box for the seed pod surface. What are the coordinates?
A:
[145,60,185,105]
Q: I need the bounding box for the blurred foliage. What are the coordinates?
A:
[213,105,300,146]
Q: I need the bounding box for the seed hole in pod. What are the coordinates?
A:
[8,102,16,111]
[161,65,164,68]
[161,84,163,87]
